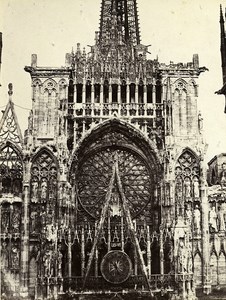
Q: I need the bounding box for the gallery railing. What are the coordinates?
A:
[68,102,164,119]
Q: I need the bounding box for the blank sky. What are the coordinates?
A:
[0,0,225,162]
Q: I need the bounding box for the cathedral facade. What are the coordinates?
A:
[0,1,225,300]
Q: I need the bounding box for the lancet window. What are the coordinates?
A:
[121,80,127,103]
[112,84,118,103]
[86,80,91,103]
[138,80,144,103]
[76,83,83,103]
[130,83,135,102]
[156,80,162,103]
[30,150,58,234]
[147,84,153,103]
[175,150,200,226]
[103,80,109,103]
[94,84,100,103]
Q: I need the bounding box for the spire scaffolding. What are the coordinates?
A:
[99,0,141,47]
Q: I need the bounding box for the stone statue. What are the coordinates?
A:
[43,250,53,277]
[194,205,201,235]
[185,204,192,224]
[30,211,38,233]
[218,204,226,231]
[198,112,203,133]
[184,178,191,199]
[12,208,20,233]
[209,206,218,232]
[58,251,63,277]
[11,246,19,269]
[40,180,48,199]
[178,240,187,273]
[193,177,199,198]
[1,242,8,268]
[2,211,9,233]
[31,181,38,202]
[59,185,63,200]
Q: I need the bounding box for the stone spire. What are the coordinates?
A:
[220,5,226,85]
[215,5,226,112]
[0,83,23,147]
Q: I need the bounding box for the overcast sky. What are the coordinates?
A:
[0,0,226,162]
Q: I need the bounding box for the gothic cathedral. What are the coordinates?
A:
[0,1,225,300]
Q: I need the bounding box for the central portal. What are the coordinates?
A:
[65,125,174,298]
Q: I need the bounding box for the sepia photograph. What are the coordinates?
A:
[0,0,226,299]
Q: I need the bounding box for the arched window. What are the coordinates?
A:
[94,84,100,103]
[0,145,23,196]
[30,150,58,234]
[121,80,126,103]
[147,84,152,103]
[103,80,109,103]
[86,80,91,103]
[138,80,144,103]
[112,84,118,103]
[175,150,200,221]
[156,80,162,103]
[129,83,135,102]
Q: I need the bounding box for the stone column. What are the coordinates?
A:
[147,226,151,277]
[67,228,72,280]
[126,83,130,104]
[144,84,147,117]
[200,158,211,295]
[20,177,30,298]
[159,227,164,275]
[82,80,86,104]
[91,82,94,117]
[152,81,156,128]
[109,84,112,104]
[100,81,103,117]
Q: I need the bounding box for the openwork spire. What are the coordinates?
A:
[99,0,141,46]
[0,83,23,147]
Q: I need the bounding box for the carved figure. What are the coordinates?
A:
[43,250,53,277]
[209,206,218,232]
[194,205,201,234]
[41,179,48,199]
[58,251,63,277]
[31,181,38,201]
[30,211,38,233]
[178,240,187,273]
[2,211,9,233]
[198,112,203,132]
[184,178,191,199]
[11,246,19,269]
[1,242,8,268]
[185,204,192,224]
[193,177,199,198]
[12,208,20,233]
[218,204,226,231]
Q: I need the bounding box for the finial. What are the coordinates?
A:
[95,31,99,44]
[77,43,81,52]
[8,83,13,98]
